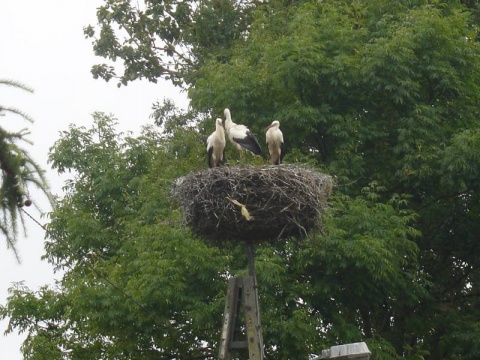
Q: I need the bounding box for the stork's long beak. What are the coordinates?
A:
[264,123,274,131]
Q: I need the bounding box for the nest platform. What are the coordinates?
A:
[172,165,333,244]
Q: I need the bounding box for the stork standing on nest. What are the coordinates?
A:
[206,118,226,168]
[223,108,263,158]
[265,120,285,165]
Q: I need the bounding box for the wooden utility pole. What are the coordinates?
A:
[218,244,264,360]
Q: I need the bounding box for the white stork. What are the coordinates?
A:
[223,108,263,157]
[265,120,285,165]
[206,118,226,168]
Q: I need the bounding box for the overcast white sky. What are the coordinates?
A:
[0,1,188,358]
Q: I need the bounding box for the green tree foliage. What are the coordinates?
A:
[187,1,480,358]
[189,1,480,358]
[0,79,52,259]
[3,1,480,359]
[85,0,253,86]
[2,113,226,359]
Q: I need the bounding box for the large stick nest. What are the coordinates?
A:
[172,165,333,244]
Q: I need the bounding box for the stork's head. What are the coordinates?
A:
[216,118,223,127]
[223,108,231,120]
[265,120,280,131]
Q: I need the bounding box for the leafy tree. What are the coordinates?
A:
[1,113,223,359]
[187,1,480,358]
[189,1,480,358]
[0,79,52,259]
[84,0,254,86]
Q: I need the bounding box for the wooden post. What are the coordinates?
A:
[243,276,264,359]
[218,277,238,360]
[218,276,264,360]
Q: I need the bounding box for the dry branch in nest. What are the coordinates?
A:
[172,165,333,244]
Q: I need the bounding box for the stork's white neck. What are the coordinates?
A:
[224,108,235,129]
[216,121,225,134]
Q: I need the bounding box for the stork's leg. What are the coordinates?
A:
[234,148,244,164]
